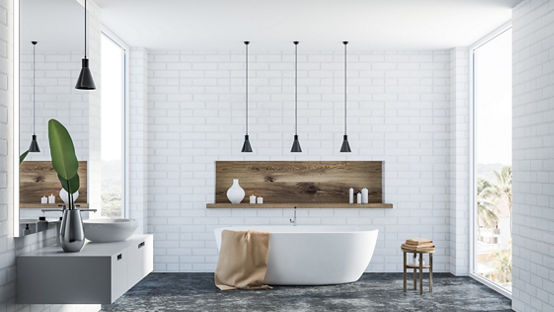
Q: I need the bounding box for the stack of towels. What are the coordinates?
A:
[401,238,435,253]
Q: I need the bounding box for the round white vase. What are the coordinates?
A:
[226,179,245,204]
[59,188,79,205]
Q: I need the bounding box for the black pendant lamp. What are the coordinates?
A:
[241,41,253,152]
[75,0,96,90]
[340,41,352,153]
[29,41,40,152]
[290,41,302,153]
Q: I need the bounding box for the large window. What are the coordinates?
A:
[472,27,512,293]
[100,33,126,218]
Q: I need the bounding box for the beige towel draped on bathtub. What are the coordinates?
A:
[214,230,272,290]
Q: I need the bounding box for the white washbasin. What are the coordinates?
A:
[83,218,137,243]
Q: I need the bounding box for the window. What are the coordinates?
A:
[472,27,512,293]
[100,33,126,218]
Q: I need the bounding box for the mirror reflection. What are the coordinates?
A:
[19,0,90,235]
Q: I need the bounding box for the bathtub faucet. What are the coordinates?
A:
[289,206,297,226]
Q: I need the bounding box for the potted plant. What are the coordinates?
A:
[48,119,84,252]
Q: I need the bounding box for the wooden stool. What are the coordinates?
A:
[402,249,433,295]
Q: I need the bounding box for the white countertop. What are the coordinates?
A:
[18,234,152,257]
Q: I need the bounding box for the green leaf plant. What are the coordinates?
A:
[19,150,29,164]
[48,119,79,209]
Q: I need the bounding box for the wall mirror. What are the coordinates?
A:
[17,0,90,236]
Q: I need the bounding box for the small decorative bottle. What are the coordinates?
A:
[357,192,362,204]
[349,188,354,204]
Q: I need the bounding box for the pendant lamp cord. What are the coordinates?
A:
[343,41,348,135]
[84,0,87,59]
[294,41,298,135]
[244,41,249,135]
[32,42,36,135]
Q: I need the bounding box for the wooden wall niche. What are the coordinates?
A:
[20,161,88,208]
[213,161,384,205]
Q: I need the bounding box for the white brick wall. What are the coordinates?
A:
[128,48,148,233]
[19,52,89,161]
[512,0,554,311]
[146,49,453,272]
[449,47,470,276]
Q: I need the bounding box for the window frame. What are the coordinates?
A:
[469,21,513,299]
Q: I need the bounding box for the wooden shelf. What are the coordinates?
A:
[206,203,393,209]
[20,203,89,209]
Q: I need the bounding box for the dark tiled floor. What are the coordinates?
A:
[101,273,512,312]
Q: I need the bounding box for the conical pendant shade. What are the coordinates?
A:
[30,41,40,153]
[340,135,351,153]
[75,0,95,90]
[291,134,302,152]
[340,41,352,152]
[290,41,303,153]
[75,58,96,90]
[241,134,252,153]
[29,135,40,152]
[241,41,252,152]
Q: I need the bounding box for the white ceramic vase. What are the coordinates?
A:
[226,179,245,204]
[59,188,79,205]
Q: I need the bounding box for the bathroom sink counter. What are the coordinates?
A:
[19,234,150,257]
[17,234,153,304]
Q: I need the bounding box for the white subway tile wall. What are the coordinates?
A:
[129,48,148,234]
[145,49,455,272]
[19,52,89,161]
[512,0,554,311]
[449,47,470,276]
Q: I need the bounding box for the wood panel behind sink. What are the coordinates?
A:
[20,161,88,207]
[214,161,383,204]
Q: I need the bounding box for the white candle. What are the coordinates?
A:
[349,188,354,204]
[357,192,362,204]
[256,196,263,204]
[362,188,369,204]
[250,194,256,204]
[48,194,56,204]
[41,196,48,204]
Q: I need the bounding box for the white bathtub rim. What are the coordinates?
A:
[214,225,379,234]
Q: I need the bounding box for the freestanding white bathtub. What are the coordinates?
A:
[214,226,378,285]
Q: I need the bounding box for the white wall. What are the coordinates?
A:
[144,49,457,272]
[19,52,89,161]
[512,0,554,311]
[128,48,148,234]
[449,47,470,276]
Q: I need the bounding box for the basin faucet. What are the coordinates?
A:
[289,206,297,226]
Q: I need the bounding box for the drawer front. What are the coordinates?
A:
[111,250,129,301]
[127,236,153,287]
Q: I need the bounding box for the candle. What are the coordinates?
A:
[41,196,48,204]
[256,196,263,204]
[361,188,369,204]
[349,188,354,204]
[48,194,56,204]
[250,194,256,204]
[357,192,362,204]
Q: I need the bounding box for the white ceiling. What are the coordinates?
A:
[20,0,83,52]
[96,0,520,51]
